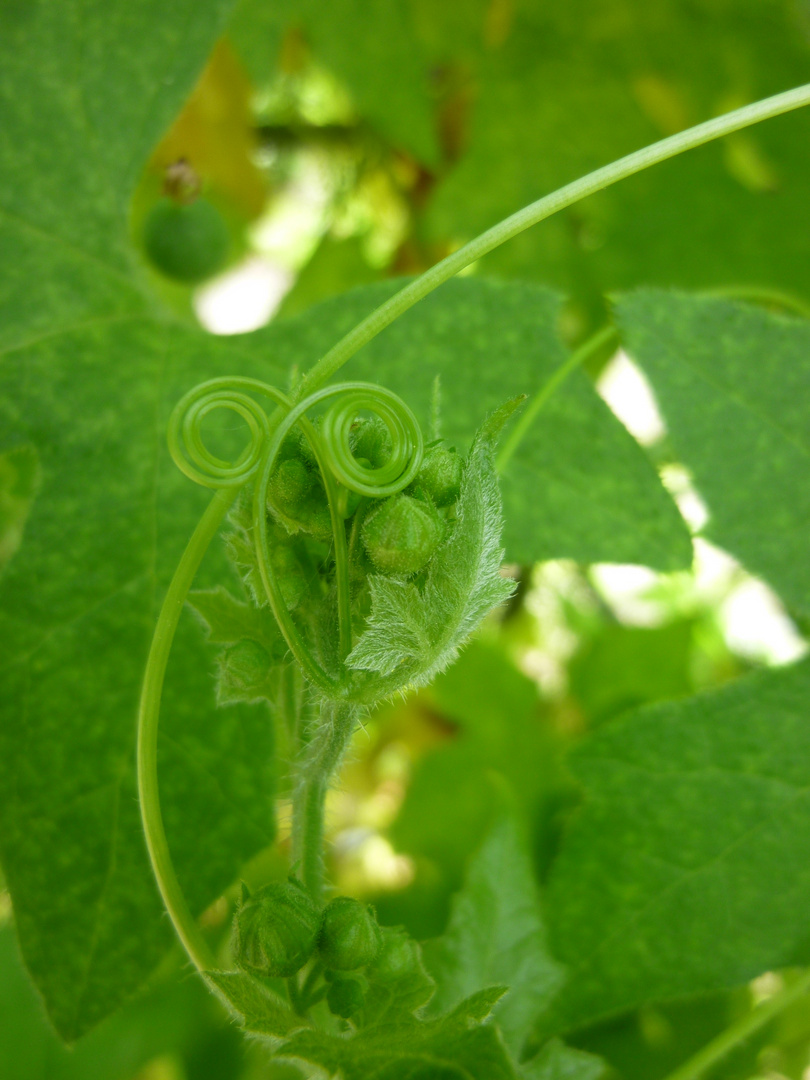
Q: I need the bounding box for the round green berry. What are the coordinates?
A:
[143,196,229,284]
[361,495,440,576]
[231,880,320,978]
[318,897,382,971]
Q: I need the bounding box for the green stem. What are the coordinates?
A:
[137,488,238,973]
[662,969,810,1080]
[295,83,810,400]
[496,324,618,473]
[292,699,359,901]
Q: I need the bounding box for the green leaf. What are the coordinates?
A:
[206,970,304,1040]
[347,406,517,691]
[542,657,810,1033]
[616,290,810,617]
[364,929,437,1025]
[521,1038,606,1080]
[0,919,221,1080]
[569,620,695,726]
[424,815,565,1058]
[188,585,282,650]
[280,988,517,1080]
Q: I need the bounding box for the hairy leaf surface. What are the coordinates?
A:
[543,658,810,1032]
[280,988,516,1080]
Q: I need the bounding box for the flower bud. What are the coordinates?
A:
[231,880,320,978]
[351,417,391,469]
[268,458,314,510]
[361,495,440,576]
[415,446,463,507]
[369,925,421,981]
[318,896,382,971]
[326,974,366,1018]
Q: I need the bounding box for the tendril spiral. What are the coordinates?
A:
[167,376,425,689]
[168,377,423,498]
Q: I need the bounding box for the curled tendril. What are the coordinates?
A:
[167,376,424,691]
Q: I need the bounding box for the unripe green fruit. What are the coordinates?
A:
[369,926,420,982]
[416,446,463,507]
[361,495,440,576]
[143,197,229,283]
[231,880,320,978]
[268,458,314,511]
[326,975,365,1018]
[318,897,382,971]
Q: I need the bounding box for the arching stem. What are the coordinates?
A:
[137,487,238,973]
[296,83,810,401]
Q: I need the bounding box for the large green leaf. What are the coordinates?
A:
[0,318,280,1040]
[616,291,810,617]
[424,815,564,1058]
[542,658,810,1033]
[0,0,284,1040]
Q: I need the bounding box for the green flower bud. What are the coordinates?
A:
[268,458,314,510]
[351,417,391,469]
[318,897,382,971]
[232,880,320,978]
[369,926,421,982]
[361,495,441,576]
[142,196,229,283]
[326,975,366,1018]
[415,446,463,507]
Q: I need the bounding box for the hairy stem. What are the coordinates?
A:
[292,699,359,901]
[137,488,237,973]
[296,83,810,401]
[662,969,810,1080]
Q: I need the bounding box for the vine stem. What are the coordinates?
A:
[662,969,810,1080]
[137,487,238,973]
[292,700,359,902]
[296,83,810,402]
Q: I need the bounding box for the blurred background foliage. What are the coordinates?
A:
[4,0,810,1077]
